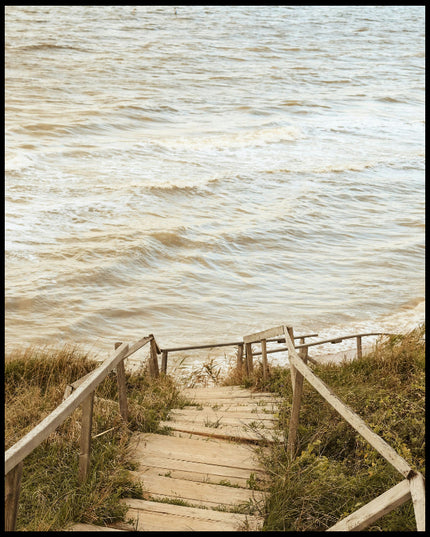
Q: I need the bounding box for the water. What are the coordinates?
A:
[5,6,425,361]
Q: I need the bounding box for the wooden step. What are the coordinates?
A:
[160,420,281,443]
[129,432,265,469]
[136,472,267,509]
[170,407,277,423]
[128,454,268,488]
[121,499,264,531]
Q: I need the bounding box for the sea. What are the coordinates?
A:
[5,5,425,371]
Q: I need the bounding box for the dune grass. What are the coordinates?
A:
[5,344,186,531]
[224,325,425,531]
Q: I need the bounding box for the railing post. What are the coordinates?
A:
[161,350,168,374]
[288,327,296,392]
[357,335,362,359]
[245,342,253,375]
[114,342,128,422]
[285,326,304,458]
[79,392,94,482]
[4,461,23,531]
[236,343,244,372]
[261,338,268,382]
[299,337,308,364]
[149,338,159,378]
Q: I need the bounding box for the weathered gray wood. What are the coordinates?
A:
[261,339,268,382]
[149,338,159,378]
[409,472,425,531]
[161,350,168,374]
[5,343,129,475]
[114,342,128,422]
[327,479,411,531]
[236,343,244,371]
[245,342,253,375]
[356,335,362,359]
[4,461,23,531]
[79,392,94,482]
[286,326,303,458]
[283,327,413,478]
[243,325,284,343]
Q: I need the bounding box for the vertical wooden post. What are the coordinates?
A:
[285,326,304,458]
[288,327,296,392]
[261,338,268,382]
[161,351,168,374]
[79,391,94,482]
[245,342,253,375]
[299,338,308,364]
[357,335,362,359]
[4,461,23,531]
[236,343,244,372]
[150,338,159,378]
[114,342,128,422]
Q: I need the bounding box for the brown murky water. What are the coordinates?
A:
[5,6,425,358]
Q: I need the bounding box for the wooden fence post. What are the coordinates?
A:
[245,342,253,375]
[4,461,23,531]
[357,335,362,359]
[285,326,305,458]
[261,339,268,382]
[79,392,94,482]
[236,344,244,372]
[161,351,168,374]
[114,342,128,422]
[150,338,159,378]
[287,327,296,392]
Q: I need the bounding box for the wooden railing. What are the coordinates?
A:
[4,326,425,531]
[242,325,425,532]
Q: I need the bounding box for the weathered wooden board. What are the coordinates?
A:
[122,499,264,531]
[159,420,280,443]
[170,408,277,422]
[130,462,267,488]
[137,472,267,508]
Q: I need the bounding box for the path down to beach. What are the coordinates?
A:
[72,386,281,531]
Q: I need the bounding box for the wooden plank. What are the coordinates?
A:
[5,343,129,475]
[122,499,263,531]
[283,326,413,478]
[137,473,267,509]
[409,472,425,531]
[4,461,23,531]
[245,342,253,374]
[327,479,411,531]
[169,408,277,422]
[159,420,279,443]
[165,414,277,429]
[243,325,285,343]
[130,458,267,488]
[130,433,264,470]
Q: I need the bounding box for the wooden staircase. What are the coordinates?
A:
[69,386,280,531]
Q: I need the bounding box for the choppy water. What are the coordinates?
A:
[5,6,425,359]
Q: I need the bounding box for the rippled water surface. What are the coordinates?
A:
[5,6,425,356]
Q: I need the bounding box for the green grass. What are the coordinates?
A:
[5,344,186,531]
[226,325,425,531]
